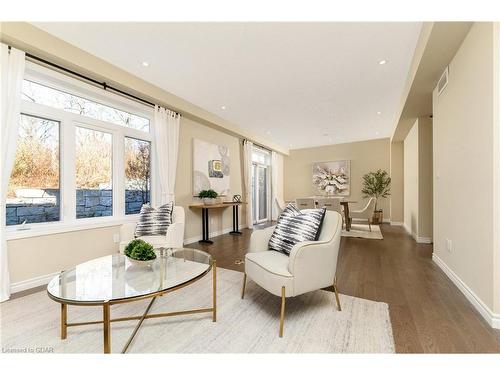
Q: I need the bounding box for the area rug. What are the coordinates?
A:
[342,223,383,240]
[1,268,394,353]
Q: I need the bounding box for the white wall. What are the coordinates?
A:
[433,22,498,320]
[403,117,433,242]
[404,121,419,236]
[284,138,391,217]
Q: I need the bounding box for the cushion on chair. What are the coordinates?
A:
[245,251,294,297]
[268,203,326,256]
[135,202,174,237]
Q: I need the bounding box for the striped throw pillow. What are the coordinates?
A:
[134,202,174,237]
[268,203,326,256]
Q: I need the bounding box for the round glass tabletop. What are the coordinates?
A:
[47,248,213,304]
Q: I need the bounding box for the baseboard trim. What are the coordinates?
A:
[402,223,432,243]
[183,225,247,245]
[416,236,432,244]
[390,221,404,226]
[10,271,59,294]
[432,254,500,329]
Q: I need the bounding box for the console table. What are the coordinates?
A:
[189,202,246,244]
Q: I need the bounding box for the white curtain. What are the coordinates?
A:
[242,140,254,229]
[153,105,180,206]
[0,44,25,302]
[271,151,279,221]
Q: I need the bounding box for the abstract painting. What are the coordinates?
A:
[193,139,230,196]
[312,160,350,196]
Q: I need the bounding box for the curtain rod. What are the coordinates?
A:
[243,138,273,153]
[9,45,180,116]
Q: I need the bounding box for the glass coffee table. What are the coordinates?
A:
[47,248,215,353]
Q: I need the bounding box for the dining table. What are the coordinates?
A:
[285,197,357,231]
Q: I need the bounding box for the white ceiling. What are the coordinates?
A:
[34,22,422,150]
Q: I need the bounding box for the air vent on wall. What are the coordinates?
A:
[437,66,449,96]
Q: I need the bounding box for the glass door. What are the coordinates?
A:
[252,162,270,224]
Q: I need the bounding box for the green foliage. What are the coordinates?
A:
[361,169,391,211]
[198,189,218,199]
[124,239,156,261]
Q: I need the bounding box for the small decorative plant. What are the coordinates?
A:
[198,189,218,204]
[198,189,218,199]
[361,169,391,223]
[124,239,156,262]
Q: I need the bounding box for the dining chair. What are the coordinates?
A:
[295,198,316,209]
[316,197,344,227]
[349,197,377,231]
[274,197,286,218]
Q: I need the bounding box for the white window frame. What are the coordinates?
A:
[6,62,155,240]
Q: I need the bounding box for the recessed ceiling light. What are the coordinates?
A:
[322,133,329,137]
[266,130,271,135]
[221,105,227,110]
[141,61,150,67]
[377,111,382,115]
[375,131,380,135]
[379,60,387,65]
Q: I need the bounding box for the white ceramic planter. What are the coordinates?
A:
[203,197,217,205]
[126,255,156,267]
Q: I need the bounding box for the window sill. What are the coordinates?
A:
[6,216,139,241]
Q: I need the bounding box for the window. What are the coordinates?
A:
[6,62,154,235]
[22,80,150,132]
[6,114,60,225]
[125,137,151,214]
[76,127,113,218]
[251,147,271,224]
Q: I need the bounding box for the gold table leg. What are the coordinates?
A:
[103,302,111,354]
[241,273,247,299]
[212,260,217,322]
[279,286,286,338]
[61,304,67,340]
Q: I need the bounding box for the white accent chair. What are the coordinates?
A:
[295,197,316,210]
[119,206,186,253]
[349,197,377,231]
[242,211,343,337]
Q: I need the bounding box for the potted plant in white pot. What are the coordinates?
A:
[361,169,391,224]
[124,239,156,267]
[199,189,219,205]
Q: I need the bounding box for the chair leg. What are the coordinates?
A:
[368,219,372,232]
[241,273,247,299]
[279,286,286,337]
[333,277,342,311]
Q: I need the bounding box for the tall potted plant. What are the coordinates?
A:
[361,169,391,224]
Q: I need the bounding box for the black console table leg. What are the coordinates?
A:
[199,208,214,244]
[230,205,242,235]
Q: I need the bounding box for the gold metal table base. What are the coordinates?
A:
[57,261,217,354]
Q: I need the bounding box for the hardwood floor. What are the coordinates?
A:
[189,223,500,353]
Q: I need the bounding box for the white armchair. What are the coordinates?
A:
[119,206,186,253]
[242,210,343,337]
